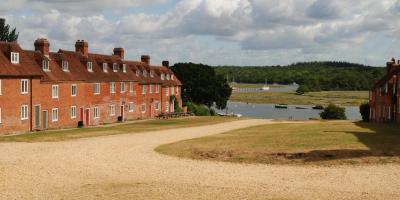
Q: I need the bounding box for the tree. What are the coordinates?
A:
[296,85,310,95]
[171,63,232,109]
[359,102,370,122]
[320,104,347,120]
[0,18,19,42]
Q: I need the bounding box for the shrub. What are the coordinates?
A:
[187,102,211,116]
[320,104,347,120]
[359,102,370,122]
[296,85,310,95]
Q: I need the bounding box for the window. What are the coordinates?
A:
[129,82,134,93]
[11,52,19,64]
[93,83,100,95]
[142,85,147,94]
[120,82,126,93]
[71,84,77,97]
[122,64,127,73]
[110,82,116,94]
[109,104,116,116]
[143,70,147,77]
[141,103,146,113]
[166,74,170,80]
[150,71,154,77]
[62,60,69,71]
[113,63,118,72]
[171,86,174,95]
[52,108,58,122]
[42,60,50,71]
[156,84,159,93]
[171,75,174,80]
[136,70,140,76]
[161,73,165,80]
[71,106,77,119]
[21,79,28,94]
[149,84,153,94]
[166,86,169,97]
[103,63,108,72]
[87,62,93,72]
[165,102,169,113]
[21,105,28,120]
[128,102,134,112]
[0,79,2,95]
[155,101,159,111]
[93,106,100,119]
[52,85,59,99]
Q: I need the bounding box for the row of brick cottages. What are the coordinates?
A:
[0,38,182,134]
[369,58,399,123]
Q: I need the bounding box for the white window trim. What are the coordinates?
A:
[110,82,116,94]
[42,60,50,71]
[103,63,108,73]
[109,104,116,116]
[155,101,160,111]
[21,105,29,120]
[71,106,77,119]
[149,84,153,94]
[120,82,126,93]
[52,108,59,122]
[93,83,101,95]
[123,64,127,73]
[142,85,147,94]
[87,62,93,72]
[113,63,118,72]
[141,103,146,113]
[62,60,69,72]
[11,52,19,64]
[21,79,28,94]
[93,106,100,119]
[129,102,134,112]
[129,82,134,93]
[52,85,59,99]
[71,84,77,97]
[156,84,159,94]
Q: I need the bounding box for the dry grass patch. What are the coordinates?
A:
[157,121,400,165]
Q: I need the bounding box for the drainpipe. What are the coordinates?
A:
[161,85,164,114]
[29,77,33,132]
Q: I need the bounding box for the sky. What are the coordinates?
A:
[1,0,400,67]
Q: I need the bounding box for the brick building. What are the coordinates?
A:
[369,58,399,123]
[0,39,182,134]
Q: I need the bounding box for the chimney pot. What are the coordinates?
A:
[162,60,169,68]
[141,55,150,65]
[114,48,125,60]
[34,38,50,56]
[75,40,89,57]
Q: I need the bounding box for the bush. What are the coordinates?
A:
[296,85,310,95]
[320,104,347,120]
[359,102,370,122]
[187,102,211,116]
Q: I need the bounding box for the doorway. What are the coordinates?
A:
[42,110,48,129]
[34,105,40,129]
[120,105,124,121]
[85,108,90,127]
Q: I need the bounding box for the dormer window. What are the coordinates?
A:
[103,63,108,72]
[143,70,147,77]
[42,60,50,71]
[122,64,127,73]
[62,60,69,72]
[161,73,165,80]
[166,74,170,80]
[150,71,154,78]
[171,75,174,80]
[113,63,118,72]
[87,62,93,72]
[11,52,19,64]
[136,70,140,76]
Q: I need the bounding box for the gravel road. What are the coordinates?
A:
[0,119,399,200]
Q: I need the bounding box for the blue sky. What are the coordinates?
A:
[1,0,400,66]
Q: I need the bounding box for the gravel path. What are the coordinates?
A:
[0,119,399,200]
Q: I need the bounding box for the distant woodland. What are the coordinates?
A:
[213,61,385,91]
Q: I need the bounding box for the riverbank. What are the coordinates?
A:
[230,91,369,106]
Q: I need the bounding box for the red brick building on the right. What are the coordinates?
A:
[369,58,400,123]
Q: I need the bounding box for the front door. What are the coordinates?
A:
[34,105,40,129]
[120,105,124,121]
[85,109,90,127]
[42,110,48,129]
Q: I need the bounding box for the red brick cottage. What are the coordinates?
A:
[0,39,182,134]
[369,58,399,123]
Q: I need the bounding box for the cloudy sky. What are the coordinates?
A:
[2,0,400,66]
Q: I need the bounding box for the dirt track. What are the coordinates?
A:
[1,119,399,200]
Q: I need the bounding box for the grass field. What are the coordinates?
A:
[0,117,237,143]
[156,121,400,165]
[232,83,285,88]
[230,91,369,106]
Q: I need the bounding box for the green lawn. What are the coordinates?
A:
[230,91,369,106]
[156,121,400,165]
[0,117,237,143]
[232,83,285,88]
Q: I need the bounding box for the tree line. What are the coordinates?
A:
[215,61,385,91]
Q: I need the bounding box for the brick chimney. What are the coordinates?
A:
[162,60,169,68]
[114,48,125,60]
[387,58,397,74]
[141,55,150,65]
[75,40,88,57]
[34,38,50,56]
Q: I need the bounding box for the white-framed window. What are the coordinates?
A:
[166,74,170,80]
[161,73,165,80]
[150,71,154,77]
[155,101,159,111]
[52,108,58,122]
[62,60,69,71]
[87,62,93,72]
[110,82,116,94]
[52,85,59,99]
[128,102,134,112]
[21,79,28,94]
[21,105,28,120]
[42,59,50,71]
[149,84,153,94]
[166,86,169,97]
[71,106,77,119]
[141,103,146,113]
[113,63,118,72]
[93,106,100,119]
[129,82,134,93]
[171,75,174,80]
[142,85,147,94]
[143,70,147,77]
[0,79,2,95]
[122,64,127,73]
[11,52,19,64]
[109,104,116,116]
[165,102,169,113]
[93,83,100,95]
[71,84,77,97]
[136,70,140,76]
[0,107,2,123]
[120,82,125,93]
[171,86,174,95]
[103,63,108,72]
[156,84,159,93]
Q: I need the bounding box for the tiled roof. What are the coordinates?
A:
[0,42,42,77]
